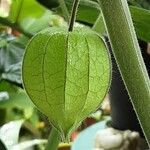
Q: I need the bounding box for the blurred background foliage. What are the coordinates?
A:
[128,0,150,9]
[0,0,150,149]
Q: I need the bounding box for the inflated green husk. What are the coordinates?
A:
[22,27,111,140]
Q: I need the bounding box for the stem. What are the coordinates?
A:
[0,17,32,37]
[45,127,60,150]
[0,109,6,126]
[58,0,70,23]
[98,0,150,146]
[68,0,80,32]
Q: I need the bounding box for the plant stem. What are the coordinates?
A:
[0,17,33,38]
[98,0,150,146]
[68,0,80,32]
[0,109,6,126]
[45,127,60,150]
[58,0,70,23]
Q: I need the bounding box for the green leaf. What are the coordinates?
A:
[1,0,53,35]
[130,6,150,42]
[128,0,150,9]
[0,90,34,109]
[19,11,52,35]
[48,0,100,24]
[0,34,26,84]
[7,0,22,23]
[8,0,46,23]
[22,27,111,140]
[37,0,59,9]
[0,120,24,149]
[0,77,35,122]
[35,0,99,24]
[0,80,17,92]
[75,0,100,24]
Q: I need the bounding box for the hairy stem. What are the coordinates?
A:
[98,0,150,146]
[68,0,80,31]
[45,128,60,150]
[58,0,70,22]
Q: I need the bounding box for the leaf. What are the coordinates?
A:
[39,0,100,24]
[68,0,100,24]
[11,139,47,150]
[0,80,17,93]
[0,33,26,84]
[128,0,150,9]
[0,80,35,120]
[130,6,150,42]
[0,90,34,109]
[0,120,24,149]
[37,0,59,9]
[8,0,46,23]
[1,0,53,35]
[2,62,22,84]
[22,27,111,140]
[20,11,52,35]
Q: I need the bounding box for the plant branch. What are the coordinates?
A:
[45,127,60,150]
[68,0,80,32]
[97,0,150,146]
[0,17,33,38]
[58,0,70,23]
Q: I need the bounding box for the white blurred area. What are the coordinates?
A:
[0,0,11,17]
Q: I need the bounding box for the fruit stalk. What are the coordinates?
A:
[45,128,60,150]
[97,0,150,146]
[68,0,80,31]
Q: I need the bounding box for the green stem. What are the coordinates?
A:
[68,0,80,32]
[97,0,150,146]
[0,17,32,37]
[0,109,6,126]
[45,127,60,150]
[58,0,70,23]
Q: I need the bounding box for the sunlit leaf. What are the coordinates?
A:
[8,0,46,23]
[19,11,52,35]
